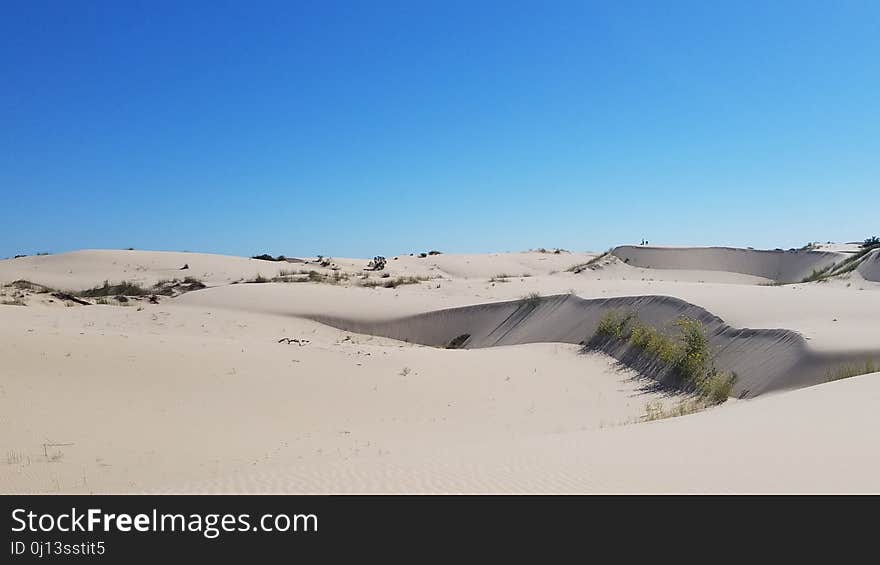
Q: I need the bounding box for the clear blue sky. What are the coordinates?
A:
[2,1,878,258]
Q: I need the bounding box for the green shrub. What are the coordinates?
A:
[362,275,428,289]
[595,310,634,339]
[595,313,735,404]
[252,254,287,262]
[628,322,679,364]
[702,371,736,403]
[80,280,151,297]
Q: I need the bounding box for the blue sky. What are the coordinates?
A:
[2,1,878,258]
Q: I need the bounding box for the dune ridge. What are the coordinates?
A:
[611,245,844,282]
[857,249,880,282]
[3,247,879,494]
[311,293,878,398]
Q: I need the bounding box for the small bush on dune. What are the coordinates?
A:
[595,310,635,340]
[702,371,736,403]
[80,280,151,297]
[628,321,678,364]
[567,249,612,273]
[269,269,351,285]
[10,280,53,293]
[152,277,207,295]
[252,254,288,262]
[362,275,429,289]
[673,318,711,384]
[78,277,206,299]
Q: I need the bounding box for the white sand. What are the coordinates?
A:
[1,247,878,493]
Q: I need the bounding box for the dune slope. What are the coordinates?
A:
[611,245,843,283]
[857,249,880,282]
[312,293,879,397]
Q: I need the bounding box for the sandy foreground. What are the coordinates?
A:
[1,247,878,493]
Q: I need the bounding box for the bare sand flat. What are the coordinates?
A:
[172,372,880,493]
[1,247,879,493]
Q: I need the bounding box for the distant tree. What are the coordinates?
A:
[862,236,880,249]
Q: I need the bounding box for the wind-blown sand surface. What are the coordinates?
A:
[1,247,878,493]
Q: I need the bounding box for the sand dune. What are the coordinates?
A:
[1,247,878,493]
[857,249,880,282]
[0,249,298,290]
[0,303,679,493]
[0,249,598,290]
[611,245,845,282]
[311,293,878,397]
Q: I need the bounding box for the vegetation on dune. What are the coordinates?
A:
[251,254,289,262]
[361,275,429,289]
[643,398,715,421]
[79,280,152,297]
[800,265,836,283]
[296,270,349,284]
[445,333,471,349]
[152,277,206,295]
[247,269,351,285]
[567,249,612,273]
[826,360,878,383]
[8,280,53,293]
[794,237,880,284]
[596,310,636,340]
[750,237,880,284]
[78,277,206,299]
[593,311,736,405]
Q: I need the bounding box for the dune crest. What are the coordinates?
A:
[311,293,879,398]
[610,245,844,283]
[857,249,880,282]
